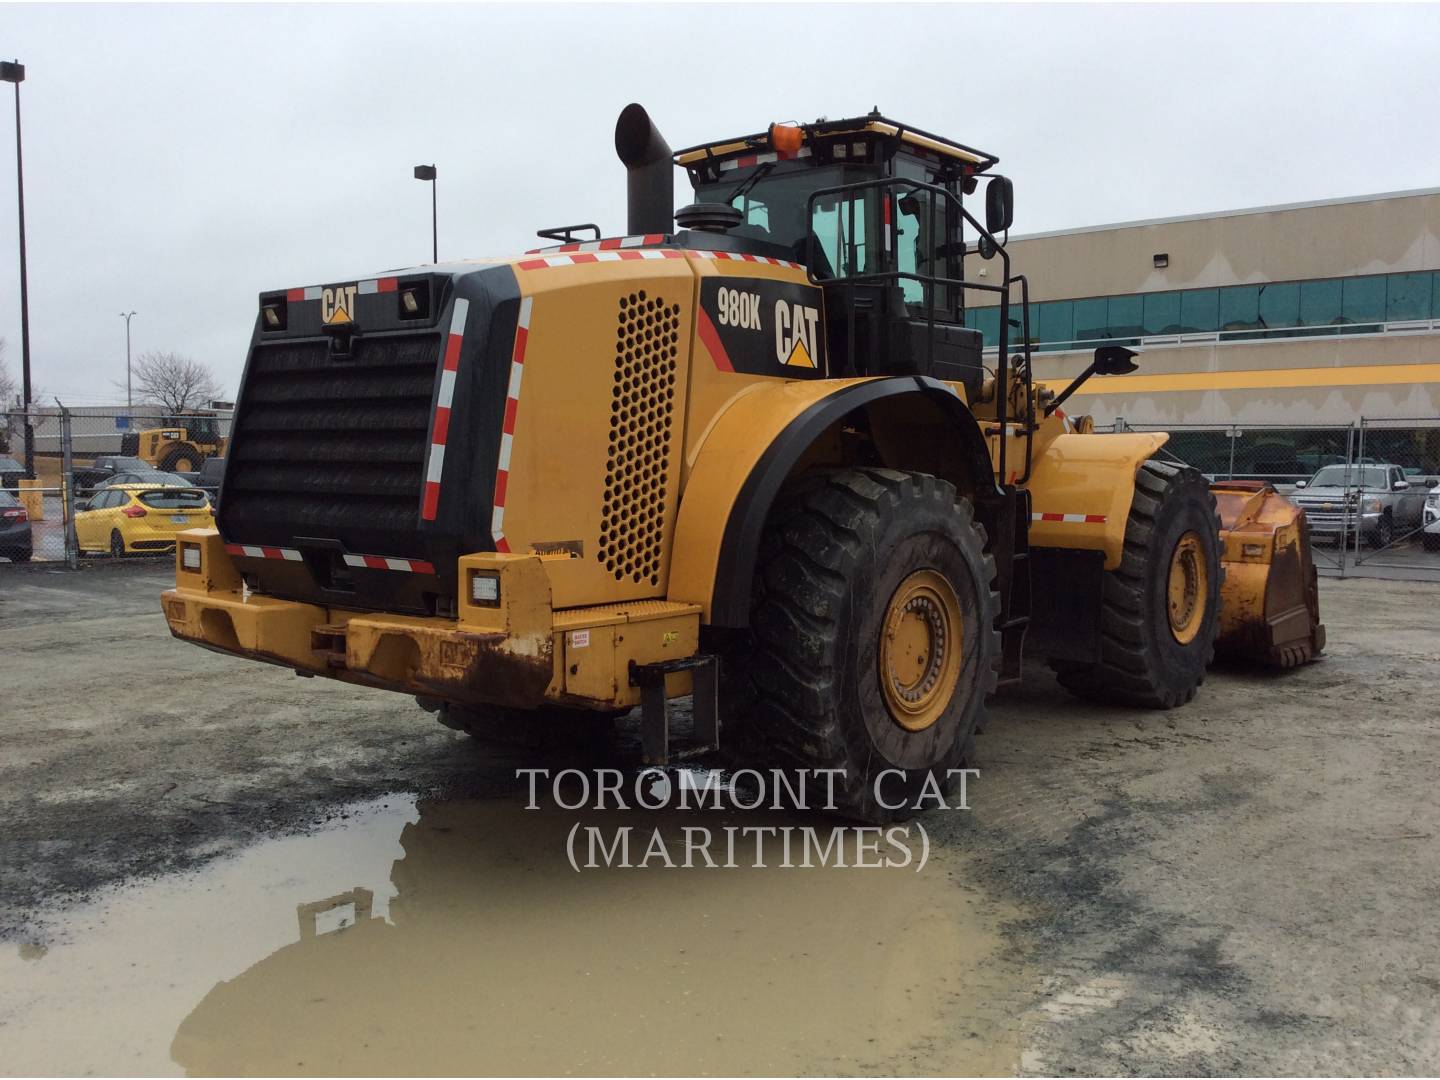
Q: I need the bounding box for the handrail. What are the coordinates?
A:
[804,173,1029,484]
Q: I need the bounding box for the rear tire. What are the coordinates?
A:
[745,468,1000,824]
[109,530,126,558]
[160,446,200,473]
[1052,459,1221,708]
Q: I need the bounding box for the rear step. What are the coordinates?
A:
[629,655,720,766]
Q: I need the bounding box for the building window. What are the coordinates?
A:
[1219,286,1261,334]
[1073,298,1107,342]
[1143,292,1183,335]
[1298,278,1342,331]
[1179,289,1219,335]
[1386,273,1431,321]
[1256,282,1300,331]
[1341,276,1385,330]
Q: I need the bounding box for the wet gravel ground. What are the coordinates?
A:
[3,560,1438,1074]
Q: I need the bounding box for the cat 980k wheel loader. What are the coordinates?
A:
[161,104,1324,822]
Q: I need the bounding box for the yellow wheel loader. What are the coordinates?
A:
[121,413,225,473]
[161,105,1324,821]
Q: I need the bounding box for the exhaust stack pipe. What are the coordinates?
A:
[615,103,674,236]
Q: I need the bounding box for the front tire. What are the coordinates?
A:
[746,468,1000,824]
[161,447,201,473]
[1052,459,1221,708]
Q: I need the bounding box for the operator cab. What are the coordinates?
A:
[674,113,1015,393]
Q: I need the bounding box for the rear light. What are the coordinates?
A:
[122,504,147,518]
[470,571,500,606]
[180,543,202,572]
[2,508,25,522]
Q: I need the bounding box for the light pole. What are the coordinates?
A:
[120,311,136,408]
[1,59,33,478]
[413,164,437,263]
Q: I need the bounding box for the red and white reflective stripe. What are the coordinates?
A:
[517,248,803,272]
[421,298,470,521]
[518,248,688,270]
[525,234,667,255]
[882,194,892,253]
[341,553,436,574]
[718,147,811,171]
[284,277,397,302]
[1032,512,1108,524]
[491,295,533,554]
[224,543,302,561]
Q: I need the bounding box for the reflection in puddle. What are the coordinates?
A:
[2,794,1036,1076]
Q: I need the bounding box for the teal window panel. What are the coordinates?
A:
[1036,301,1073,345]
[1299,278,1342,328]
[1341,276,1385,327]
[1072,298,1108,341]
[1257,282,1300,329]
[1179,289,1220,334]
[1387,273,1431,321]
[1219,285,1262,332]
[1143,292,1182,335]
[1108,294,1144,338]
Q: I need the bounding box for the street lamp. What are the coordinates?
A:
[120,311,137,408]
[1,59,32,478]
[413,164,437,263]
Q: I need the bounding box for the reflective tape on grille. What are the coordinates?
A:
[224,543,302,561]
[491,295,533,554]
[421,297,470,521]
[516,248,803,272]
[718,147,811,171]
[1032,513,1108,524]
[285,278,396,301]
[341,553,437,574]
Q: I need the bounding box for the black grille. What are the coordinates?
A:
[221,332,441,556]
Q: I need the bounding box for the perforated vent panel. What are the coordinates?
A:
[600,291,680,585]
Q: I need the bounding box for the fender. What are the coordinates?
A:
[668,376,1000,626]
[1024,431,1170,569]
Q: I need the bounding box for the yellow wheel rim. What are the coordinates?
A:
[1166,531,1207,644]
[879,569,963,733]
[174,459,196,473]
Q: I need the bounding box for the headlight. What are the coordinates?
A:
[1363,497,1382,513]
[180,542,202,572]
[1428,492,1440,508]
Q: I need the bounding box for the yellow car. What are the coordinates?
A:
[75,484,214,557]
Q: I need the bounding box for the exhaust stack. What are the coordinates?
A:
[615,103,674,236]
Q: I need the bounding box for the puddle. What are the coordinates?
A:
[1,792,1037,1076]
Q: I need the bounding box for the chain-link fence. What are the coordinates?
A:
[0,406,230,565]
[1107,416,1440,578]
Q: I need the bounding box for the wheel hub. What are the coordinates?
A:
[1166,531,1207,644]
[879,569,963,732]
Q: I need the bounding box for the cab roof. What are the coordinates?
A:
[674,112,999,175]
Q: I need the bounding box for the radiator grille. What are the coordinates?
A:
[599,291,679,585]
[223,332,440,553]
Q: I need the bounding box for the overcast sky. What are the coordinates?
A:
[2,2,1438,405]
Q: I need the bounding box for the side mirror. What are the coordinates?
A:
[1295,480,1308,488]
[985,176,1014,235]
[1393,480,1410,490]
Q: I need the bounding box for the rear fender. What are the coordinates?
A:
[669,376,999,626]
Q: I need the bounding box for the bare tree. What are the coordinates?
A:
[131,350,223,414]
[0,338,13,408]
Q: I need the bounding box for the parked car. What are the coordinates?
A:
[0,455,25,492]
[95,470,196,490]
[195,457,226,504]
[1424,486,1440,552]
[1291,463,1432,547]
[74,485,213,557]
[0,488,32,562]
[72,455,149,496]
